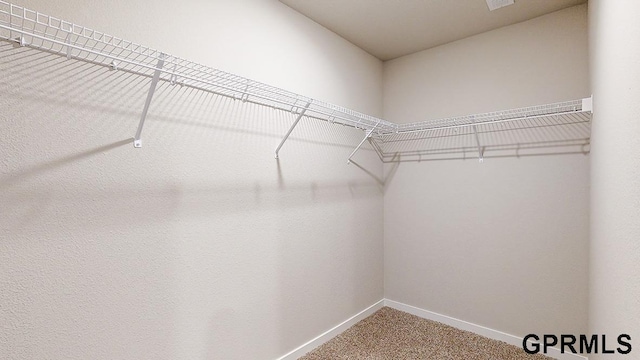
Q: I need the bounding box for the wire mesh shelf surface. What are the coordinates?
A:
[374,103,591,162]
[395,99,587,133]
[0,1,397,135]
[0,1,592,162]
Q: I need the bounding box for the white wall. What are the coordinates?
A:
[383,5,590,337]
[0,1,384,359]
[589,1,640,358]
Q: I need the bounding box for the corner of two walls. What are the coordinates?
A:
[0,0,384,359]
[381,4,590,338]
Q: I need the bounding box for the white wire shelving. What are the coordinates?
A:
[372,98,593,162]
[0,1,396,156]
[0,1,593,163]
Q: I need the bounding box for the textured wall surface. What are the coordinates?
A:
[0,1,384,359]
[383,5,590,338]
[589,0,640,358]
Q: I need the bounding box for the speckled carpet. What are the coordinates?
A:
[298,307,552,360]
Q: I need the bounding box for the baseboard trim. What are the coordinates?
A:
[276,299,587,360]
[275,299,385,360]
[384,299,588,360]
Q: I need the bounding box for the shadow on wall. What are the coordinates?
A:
[0,139,133,189]
[2,179,382,231]
[1,41,384,359]
[350,153,401,192]
[0,43,378,154]
[0,44,386,230]
[0,42,386,187]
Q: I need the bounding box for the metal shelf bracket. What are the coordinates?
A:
[169,63,178,85]
[241,80,250,102]
[133,54,165,148]
[12,35,25,47]
[347,121,380,164]
[64,31,72,59]
[472,125,484,163]
[274,101,312,159]
[0,2,592,160]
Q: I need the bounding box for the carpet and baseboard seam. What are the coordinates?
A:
[383,300,587,360]
[275,300,385,360]
[276,299,588,360]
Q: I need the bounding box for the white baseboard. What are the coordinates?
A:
[384,299,588,360]
[276,298,588,360]
[275,299,385,360]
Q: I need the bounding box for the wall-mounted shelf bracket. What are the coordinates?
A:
[133,54,165,148]
[347,122,379,164]
[64,31,72,59]
[241,81,250,102]
[169,63,178,85]
[472,125,484,163]
[0,2,592,161]
[274,101,312,159]
[12,35,25,47]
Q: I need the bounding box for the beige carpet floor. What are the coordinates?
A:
[299,307,553,360]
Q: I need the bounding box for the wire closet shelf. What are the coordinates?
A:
[0,1,592,162]
[372,98,592,162]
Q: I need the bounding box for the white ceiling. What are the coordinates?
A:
[279,0,587,61]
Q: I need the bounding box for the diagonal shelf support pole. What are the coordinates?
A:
[64,31,72,59]
[133,54,165,148]
[275,101,312,159]
[347,121,380,164]
[472,125,484,163]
